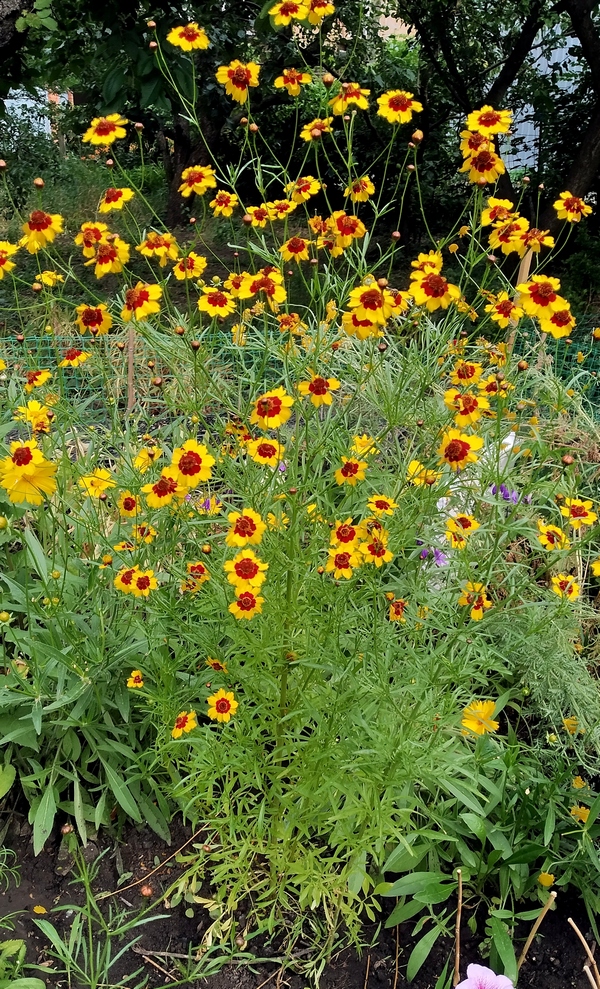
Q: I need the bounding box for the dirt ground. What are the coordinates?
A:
[3,814,594,989]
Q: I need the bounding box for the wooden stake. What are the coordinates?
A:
[392,921,400,989]
[506,248,533,352]
[453,869,463,986]
[568,917,600,989]
[517,891,556,969]
[583,965,598,989]
[363,953,371,989]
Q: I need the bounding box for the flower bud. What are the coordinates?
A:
[174,325,185,335]
[416,419,424,428]
[0,160,7,171]
[391,230,401,241]
[147,19,156,28]
[242,213,253,226]
[0,517,7,530]
[135,122,144,131]
[495,372,505,381]
[487,254,498,264]
[288,487,298,495]
[408,141,415,149]
[412,129,423,143]
[190,340,201,351]
[378,342,388,353]
[311,127,323,140]
[151,376,162,387]
[117,341,125,351]
[249,122,259,133]
[189,216,196,224]
[317,566,325,574]
[202,544,211,554]
[377,277,388,287]
[33,177,44,188]
[522,175,530,184]
[16,333,24,342]
[322,72,335,87]
[562,454,574,465]
[141,885,153,897]
[32,282,42,292]
[149,40,158,49]
[407,164,415,171]
[538,183,544,190]
[106,158,114,168]
[517,360,528,371]
[239,117,248,127]
[61,823,74,834]
[99,492,108,502]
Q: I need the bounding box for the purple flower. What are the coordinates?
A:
[433,548,449,567]
[456,964,513,989]
[278,461,287,472]
[490,483,519,504]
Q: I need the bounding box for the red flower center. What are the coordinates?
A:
[83,227,103,245]
[550,310,571,326]
[249,275,276,296]
[456,516,472,530]
[96,244,117,264]
[122,497,136,511]
[181,25,201,40]
[206,291,229,308]
[120,568,135,585]
[563,196,584,213]
[26,371,42,384]
[94,119,117,136]
[422,273,448,298]
[570,505,587,518]
[230,66,251,87]
[388,94,411,112]
[334,552,352,569]
[136,575,150,590]
[458,395,478,414]
[558,580,570,592]
[309,376,329,395]
[530,282,556,305]
[358,288,383,311]
[256,442,277,459]
[284,69,303,84]
[444,439,470,462]
[341,460,359,477]
[467,132,488,151]
[216,192,231,205]
[64,348,82,361]
[186,170,208,186]
[104,188,123,203]
[471,150,495,172]
[336,215,360,235]
[545,530,558,544]
[175,713,189,730]
[234,515,257,537]
[336,523,356,542]
[489,205,510,221]
[287,237,306,253]
[215,697,231,712]
[81,307,103,327]
[178,450,202,476]
[495,300,514,317]
[28,210,52,231]
[373,499,390,511]
[125,287,150,310]
[456,364,476,380]
[235,558,260,579]
[477,110,501,127]
[280,1,300,13]
[256,395,282,418]
[391,600,406,617]
[237,591,257,610]
[189,564,207,576]
[367,538,386,557]
[12,446,33,466]
[153,476,178,497]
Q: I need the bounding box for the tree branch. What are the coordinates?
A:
[485,1,545,106]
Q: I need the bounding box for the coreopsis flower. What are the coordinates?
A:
[207,689,238,722]
[0,241,18,278]
[0,440,57,505]
[563,715,580,735]
[59,348,90,368]
[172,710,197,738]
[516,276,563,317]
[351,434,379,456]
[444,388,490,427]
[127,670,144,688]
[461,699,498,734]
[113,540,135,552]
[275,67,311,96]
[329,82,370,115]
[438,429,484,471]
[267,199,298,220]
[458,582,492,621]
[554,191,592,222]
[488,217,528,256]
[347,277,396,324]
[551,574,580,600]
[231,323,247,345]
[37,270,63,288]
[14,400,51,433]
[216,60,260,102]
[466,106,511,136]
[327,211,367,254]
[485,292,523,328]
[460,149,506,184]
[459,130,491,158]
[280,236,310,263]
[388,598,407,622]
[330,518,360,547]
[75,303,113,336]
[284,175,321,202]
[98,187,135,212]
[229,589,263,619]
[173,251,207,280]
[449,360,484,386]
[560,497,597,528]
[344,176,375,202]
[446,513,480,549]
[178,165,217,198]
[170,440,215,488]
[136,231,178,267]
[410,251,443,276]
[571,804,590,824]
[121,283,162,322]
[300,116,333,141]
[129,569,158,597]
[411,271,460,311]
[226,508,266,547]
[180,561,210,593]
[24,369,52,393]
[249,387,294,430]
[134,528,158,549]
[307,0,335,22]
[210,190,239,217]
[481,197,514,226]
[166,23,209,49]
[538,307,576,339]
[79,468,115,497]
[367,495,398,517]
[74,222,109,257]
[298,373,340,407]
[325,547,361,579]
[520,227,554,252]
[591,559,600,577]
[117,491,139,517]
[376,89,422,124]
[142,471,185,508]
[114,567,137,593]
[335,457,367,486]
[267,510,289,531]
[341,312,382,339]
[538,872,555,888]
[269,0,309,23]
[20,210,63,253]
[246,437,285,466]
[360,531,393,567]
[224,549,268,590]
[537,521,570,550]
[87,237,130,278]
[206,657,226,672]
[246,205,270,227]
[406,459,440,485]
[83,114,128,145]
[134,446,162,472]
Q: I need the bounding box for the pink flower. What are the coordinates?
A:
[456,965,514,989]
